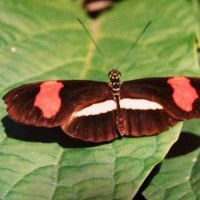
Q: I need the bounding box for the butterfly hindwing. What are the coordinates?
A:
[62,110,119,142]
[115,109,178,137]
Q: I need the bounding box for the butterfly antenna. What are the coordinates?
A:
[118,21,152,65]
[77,18,105,58]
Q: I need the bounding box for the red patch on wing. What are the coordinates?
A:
[167,77,198,112]
[34,81,64,118]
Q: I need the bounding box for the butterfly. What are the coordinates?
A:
[3,69,200,142]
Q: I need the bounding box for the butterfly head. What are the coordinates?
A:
[108,69,121,80]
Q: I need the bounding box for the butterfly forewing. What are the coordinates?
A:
[3,80,113,127]
[121,77,200,120]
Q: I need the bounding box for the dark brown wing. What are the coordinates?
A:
[121,77,200,119]
[3,81,118,142]
[3,80,111,125]
[118,77,200,137]
[3,80,120,142]
[62,110,119,142]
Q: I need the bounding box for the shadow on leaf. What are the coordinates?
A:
[2,116,200,153]
[2,116,104,148]
[166,131,200,158]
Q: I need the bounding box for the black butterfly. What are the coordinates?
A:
[3,70,200,142]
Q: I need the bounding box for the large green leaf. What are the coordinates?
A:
[0,0,199,199]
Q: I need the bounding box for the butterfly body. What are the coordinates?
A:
[3,70,200,142]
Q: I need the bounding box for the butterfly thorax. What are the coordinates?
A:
[108,69,121,100]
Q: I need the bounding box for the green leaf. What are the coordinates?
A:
[0,126,181,200]
[143,149,200,200]
[143,119,200,200]
[0,0,199,199]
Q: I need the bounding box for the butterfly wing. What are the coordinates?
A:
[118,76,200,137]
[3,80,119,142]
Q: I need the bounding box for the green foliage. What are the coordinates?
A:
[0,0,199,199]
